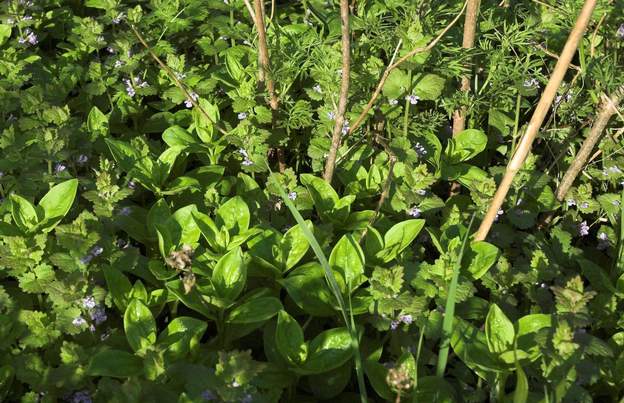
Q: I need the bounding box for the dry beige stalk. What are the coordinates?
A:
[322,0,351,183]
[474,0,598,241]
[555,85,624,201]
[253,0,278,110]
[452,0,480,136]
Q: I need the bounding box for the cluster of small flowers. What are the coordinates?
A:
[405,94,420,105]
[523,78,540,89]
[414,142,427,157]
[390,314,413,330]
[341,120,350,135]
[578,220,589,236]
[312,83,322,93]
[79,245,104,265]
[123,77,148,97]
[327,111,336,120]
[239,149,253,166]
[18,28,38,46]
[407,206,421,218]
[184,92,199,108]
[617,24,624,40]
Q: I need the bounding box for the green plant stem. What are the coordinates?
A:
[510,91,522,157]
[436,213,475,378]
[403,69,412,138]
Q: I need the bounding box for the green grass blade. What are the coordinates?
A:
[436,213,476,378]
[269,170,368,402]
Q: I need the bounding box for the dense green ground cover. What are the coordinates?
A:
[0,0,624,401]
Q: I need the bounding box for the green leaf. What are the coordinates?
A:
[157,317,206,361]
[105,138,141,173]
[170,204,201,247]
[279,221,311,271]
[279,262,337,316]
[103,266,132,311]
[329,234,365,287]
[445,129,488,164]
[463,241,499,279]
[37,179,78,232]
[381,69,409,99]
[377,219,425,263]
[301,174,339,222]
[275,311,307,365]
[0,25,11,46]
[212,247,246,301]
[299,327,353,374]
[215,196,250,235]
[162,126,197,147]
[192,211,222,251]
[485,304,515,354]
[413,73,446,100]
[413,376,457,402]
[513,363,529,403]
[227,297,283,324]
[165,280,216,319]
[124,299,157,353]
[86,349,143,378]
[193,98,220,143]
[87,106,108,135]
[10,194,39,232]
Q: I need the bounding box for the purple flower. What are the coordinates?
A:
[72,317,87,327]
[399,314,413,325]
[23,15,33,21]
[407,206,421,218]
[123,79,135,97]
[106,46,116,54]
[312,83,322,93]
[79,254,93,265]
[119,206,132,216]
[416,189,426,196]
[613,200,621,207]
[237,112,248,120]
[133,76,149,88]
[341,120,350,135]
[390,320,399,331]
[22,29,38,45]
[598,232,608,241]
[327,111,336,120]
[523,78,540,89]
[90,245,104,256]
[90,306,107,325]
[54,163,67,174]
[287,191,297,201]
[77,154,88,164]
[389,98,399,106]
[112,13,125,24]
[127,180,136,190]
[580,202,589,209]
[414,142,427,157]
[405,94,420,105]
[82,296,97,309]
[566,199,576,207]
[617,24,624,39]
[71,390,92,403]
[114,60,124,68]
[578,221,589,237]
[185,92,199,108]
[242,159,253,166]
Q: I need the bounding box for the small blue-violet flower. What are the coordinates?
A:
[617,24,624,39]
[71,390,92,403]
[327,111,336,120]
[237,112,248,120]
[82,296,97,309]
[407,206,421,218]
[185,92,199,108]
[288,191,297,201]
[72,317,87,327]
[312,83,322,93]
[405,94,420,105]
[578,221,589,236]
